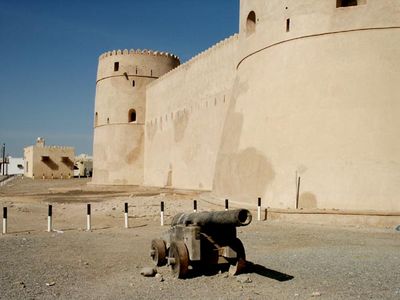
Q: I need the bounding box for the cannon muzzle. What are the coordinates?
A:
[171,209,252,227]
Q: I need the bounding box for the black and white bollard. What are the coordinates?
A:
[124,202,129,229]
[86,204,91,231]
[160,201,164,226]
[48,205,53,232]
[193,200,197,213]
[257,197,262,221]
[225,199,229,211]
[2,207,7,234]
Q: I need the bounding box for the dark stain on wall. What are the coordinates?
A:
[166,164,173,187]
[299,192,318,209]
[146,122,157,141]
[173,109,190,143]
[213,77,275,201]
[126,131,144,164]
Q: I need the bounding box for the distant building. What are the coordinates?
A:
[7,157,24,175]
[24,137,75,179]
[74,154,93,177]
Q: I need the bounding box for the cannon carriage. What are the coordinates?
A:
[150,209,252,278]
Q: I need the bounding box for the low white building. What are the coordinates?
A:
[74,154,93,177]
[8,157,24,175]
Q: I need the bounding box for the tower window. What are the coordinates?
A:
[107,118,110,124]
[114,62,119,71]
[286,18,290,32]
[129,109,136,122]
[95,112,98,126]
[246,11,256,36]
[337,0,358,7]
[132,80,135,87]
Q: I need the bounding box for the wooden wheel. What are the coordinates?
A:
[228,238,246,276]
[168,241,189,279]
[150,239,167,266]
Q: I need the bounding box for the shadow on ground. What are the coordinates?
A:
[183,261,294,281]
[244,261,294,281]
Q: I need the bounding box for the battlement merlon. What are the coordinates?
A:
[98,49,180,62]
[148,33,238,88]
[96,49,181,82]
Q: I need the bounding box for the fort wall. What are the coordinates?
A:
[211,0,400,210]
[144,35,238,190]
[92,0,400,213]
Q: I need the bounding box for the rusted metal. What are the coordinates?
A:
[171,209,252,227]
[168,241,189,278]
[150,209,252,278]
[150,239,166,266]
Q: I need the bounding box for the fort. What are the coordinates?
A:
[92,0,400,215]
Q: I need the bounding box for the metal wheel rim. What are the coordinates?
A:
[169,241,189,278]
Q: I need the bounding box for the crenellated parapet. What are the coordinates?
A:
[46,146,75,150]
[98,48,180,62]
[96,48,180,82]
[150,33,238,84]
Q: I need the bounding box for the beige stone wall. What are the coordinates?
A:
[24,145,75,179]
[212,0,400,210]
[93,0,400,213]
[144,0,400,212]
[144,35,238,190]
[92,50,180,185]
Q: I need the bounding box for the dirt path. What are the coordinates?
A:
[1,178,399,299]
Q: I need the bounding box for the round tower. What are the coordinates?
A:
[216,0,400,211]
[92,49,180,185]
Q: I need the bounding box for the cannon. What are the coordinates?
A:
[150,209,252,278]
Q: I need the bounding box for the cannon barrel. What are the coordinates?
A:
[171,209,252,227]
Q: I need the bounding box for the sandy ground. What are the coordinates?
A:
[1,177,400,299]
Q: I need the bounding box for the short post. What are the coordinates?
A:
[160,201,164,226]
[86,204,91,231]
[257,197,261,221]
[296,176,301,209]
[124,202,129,229]
[47,204,53,232]
[193,200,197,213]
[225,199,229,211]
[2,207,7,234]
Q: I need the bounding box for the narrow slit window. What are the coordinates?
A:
[129,109,136,122]
[132,80,135,87]
[246,11,256,36]
[286,18,290,32]
[337,0,358,7]
[107,118,110,124]
[114,62,119,71]
[95,112,98,126]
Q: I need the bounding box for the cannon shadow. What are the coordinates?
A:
[186,261,294,281]
[243,261,294,282]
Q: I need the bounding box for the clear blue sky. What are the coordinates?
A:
[0,0,239,157]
